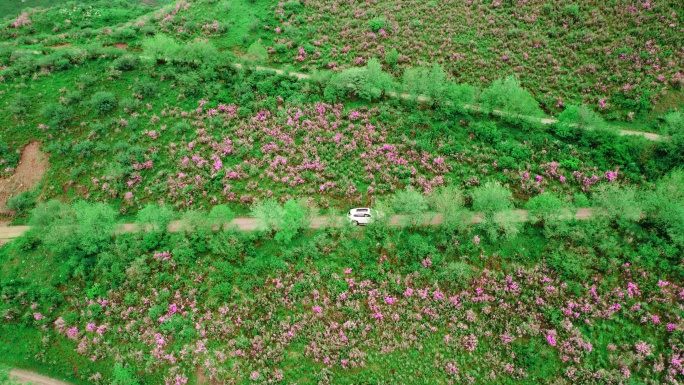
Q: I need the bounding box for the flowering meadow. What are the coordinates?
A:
[264,0,684,117]
[2,191,684,384]
[0,0,684,384]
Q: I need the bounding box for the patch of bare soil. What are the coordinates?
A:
[0,141,48,212]
[9,369,72,385]
[113,42,128,50]
[50,43,72,49]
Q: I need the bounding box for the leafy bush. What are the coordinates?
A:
[471,181,521,239]
[251,198,285,232]
[643,170,684,247]
[557,105,607,131]
[480,76,543,122]
[142,34,180,63]
[111,55,139,71]
[591,184,643,223]
[136,204,175,232]
[90,91,117,115]
[384,48,398,68]
[40,103,73,129]
[6,191,35,213]
[73,201,117,255]
[402,63,447,102]
[133,81,157,98]
[174,40,220,69]
[208,204,235,229]
[368,17,386,32]
[7,92,31,115]
[275,199,306,244]
[247,40,268,63]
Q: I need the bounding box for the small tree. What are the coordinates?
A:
[402,63,447,102]
[479,76,543,125]
[251,198,285,232]
[364,58,396,100]
[471,181,521,239]
[247,40,268,63]
[471,181,514,214]
[429,185,471,232]
[180,210,211,232]
[591,183,643,223]
[136,204,175,232]
[643,169,684,247]
[73,201,117,254]
[29,200,77,254]
[662,111,684,163]
[275,199,306,244]
[526,192,567,225]
[142,34,180,63]
[557,105,607,131]
[384,48,399,69]
[390,187,429,226]
[526,192,573,237]
[208,204,235,230]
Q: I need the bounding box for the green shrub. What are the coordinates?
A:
[111,55,139,71]
[473,121,503,144]
[73,201,117,255]
[557,105,607,131]
[90,91,117,115]
[174,40,220,69]
[480,76,544,123]
[402,63,447,102]
[275,199,306,244]
[142,34,180,63]
[6,191,35,213]
[133,80,158,98]
[368,17,386,32]
[40,103,73,129]
[251,198,285,232]
[136,204,175,232]
[385,48,398,68]
[247,40,268,63]
[8,93,31,115]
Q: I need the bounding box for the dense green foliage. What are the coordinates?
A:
[0,0,683,383]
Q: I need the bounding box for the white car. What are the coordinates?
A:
[347,208,375,226]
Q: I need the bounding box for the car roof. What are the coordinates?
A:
[350,208,370,212]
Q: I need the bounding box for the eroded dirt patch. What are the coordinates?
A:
[50,43,72,49]
[113,42,128,50]
[0,141,48,211]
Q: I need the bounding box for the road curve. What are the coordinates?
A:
[9,369,72,385]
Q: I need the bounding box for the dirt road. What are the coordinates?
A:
[230,63,662,141]
[9,369,72,385]
[0,209,596,243]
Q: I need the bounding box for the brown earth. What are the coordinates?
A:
[0,141,48,212]
[9,369,72,385]
[112,42,128,50]
[49,43,72,49]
